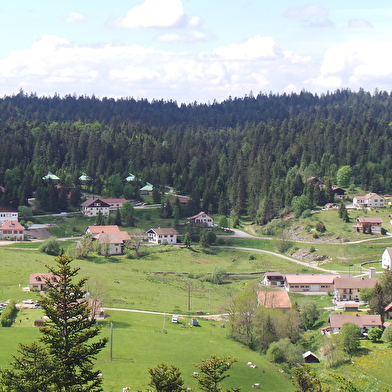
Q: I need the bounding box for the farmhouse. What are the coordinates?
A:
[29,273,58,291]
[283,274,338,293]
[0,220,24,240]
[381,247,392,269]
[333,277,378,301]
[0,205,19,225]
[327,314,382,334]
[86,225,130,255]
[146,228,179,244]
[188,211,214,227]
[261,272,285,288]
[353,217,383,234]
[80,198,110,216]
[257,290,292,310]
[353,192,385,209]
[101,198,128,210]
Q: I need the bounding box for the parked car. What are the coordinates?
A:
[22,299,35,304]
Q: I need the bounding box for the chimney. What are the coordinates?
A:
[369,267,376,279]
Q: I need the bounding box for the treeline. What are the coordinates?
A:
[1,89,392,221]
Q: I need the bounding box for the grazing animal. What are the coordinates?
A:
[247,362,252,366]
[252,383,260,388]
[122,388,130,392]
[193,372,199,377]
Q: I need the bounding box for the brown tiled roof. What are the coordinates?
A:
[0,205,18,213]
[94,232,123,244]
[354,192,381,200]
[188,211,210,220]
[101,198,127,204]
[29,273,58,285]
[0,220,24,230]
[81,198,111,207]
[334,277,378,289]
[87,225,130,241]
[329,314,382,329]
[356,217,383,223]
[257,291,292,309]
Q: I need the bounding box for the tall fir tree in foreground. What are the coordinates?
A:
[0,254,107,392]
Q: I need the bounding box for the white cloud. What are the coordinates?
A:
[118,0,186,28]
[65,12,85,24]
[284,4,328,19]
[347,19,373,28]
[156,30,208,43]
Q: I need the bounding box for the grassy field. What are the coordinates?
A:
[0,310,295,392]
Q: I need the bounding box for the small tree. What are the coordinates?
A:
[368,327,383,342]
[76,233,94,258]
[148,363,185,392]
[199,230,209,248]
[292,365,324,392]
[95,210,104,225]
[125,228,145,257]
[193,354,240,392]
[219,216,228,229]
[382,324,392,343]
[114,208,122,226]
[183,232,191,248]
[300,299,319,330]
[210,267,227,285]
[267,338,303,366]
[339,322,361,355]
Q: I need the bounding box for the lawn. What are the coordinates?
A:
[0,310,296,392]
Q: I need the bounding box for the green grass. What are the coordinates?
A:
[0,311,296,392]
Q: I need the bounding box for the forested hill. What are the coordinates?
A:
[1,88,392,224]
[3,88,392,127]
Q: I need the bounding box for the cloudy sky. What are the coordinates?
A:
[1,1,392,103]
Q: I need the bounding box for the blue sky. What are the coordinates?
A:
[1,1,392,103]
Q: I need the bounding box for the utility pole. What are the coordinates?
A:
[109,322,113,361]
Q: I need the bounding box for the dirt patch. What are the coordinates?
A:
[26,228,51,239]
[290,249,331,263]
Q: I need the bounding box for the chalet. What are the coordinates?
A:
[353,217,383,234]
[334,276,378,301]
[331,186,346,199]
[257,290,292,310]
[29,273,58,291]
[42,171,60,183]
[85,225,130,255]
[0,220,25,241]
[101,198,128,210]
[283,274,338,293]
[262,272,285,288]
[0,206,19,225]
[327,314,382,334]
[382,247,392,270]
[353,193,385,209]
[188,211,214,227]
[146,228,179,244]
[140,182,153,195]
[80,198,110,216]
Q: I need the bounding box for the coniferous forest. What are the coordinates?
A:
[1,88,392,222]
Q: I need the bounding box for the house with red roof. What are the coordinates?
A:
[187,211,214,227]
[334,276,378,301]
[353,217,383,234]
[284,274,339,293]
[327,314,382,334]
[85,225,130,255]
[29,273,58,291]
[146,228,179,244]
[353,192,385,209]
[0,220,24,240]
[100,198,128,210]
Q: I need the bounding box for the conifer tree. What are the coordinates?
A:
[0,255,107,392]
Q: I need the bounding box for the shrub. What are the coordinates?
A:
[1,301,18,327]
[301,209,312,219]
[316,222,326,233]
[368,327,383,342]
[39,237,61,256]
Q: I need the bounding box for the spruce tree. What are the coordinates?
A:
[0,255,107,392]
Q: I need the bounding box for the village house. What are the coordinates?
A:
[353,217,383,234]
[140,182,153,195]
[257,290,292,310]
[42,171,60,183]
[384,302,392,319]
[125,173,141,183]
[326,314,383,334]
[381,247,392,269]
[0,220,25,241]
[78,173,93,185]
[80,198,110,216]
[283,274,338,293]
[331,185,346,199]
[101,198,128,210]
[85,225,130,255]
[187,211,214,227]
[146,228,179,244]
[352,192,385,209]
[0,205,19,225]
[261,272,285,288]
[29,273,58,291]
[333,275,378,301]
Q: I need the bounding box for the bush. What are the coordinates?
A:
[1,301,18,327]
[368,327,383,342]
[300,209,312,219]
[316,222,326,233]
[39,237,61,256]
[382,324,392,342]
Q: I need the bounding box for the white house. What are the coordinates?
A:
[382,247,392,269]
[188,212,214,227]
[0,206,19,225]
[353,193,385,209]
[146,228,179,244]
[80,198,110,216]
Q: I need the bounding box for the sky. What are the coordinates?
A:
[1,1,392,104]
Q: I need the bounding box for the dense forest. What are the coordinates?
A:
[1,88,392,222]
